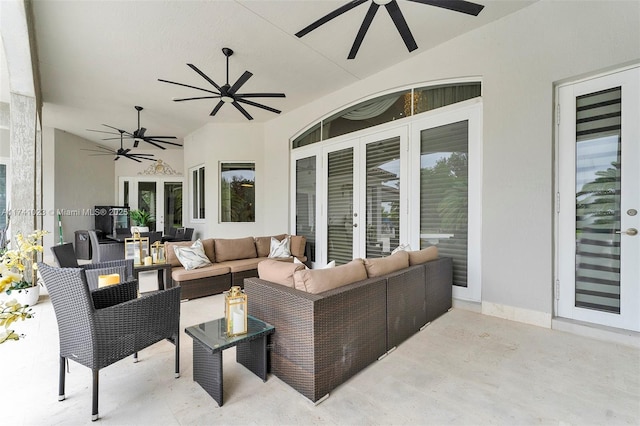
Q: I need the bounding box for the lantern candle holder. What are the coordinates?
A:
[224,286,247,336]
[124,232,149,266]
[151,241,165,264]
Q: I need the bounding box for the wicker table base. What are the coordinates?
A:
[185,316,274,406]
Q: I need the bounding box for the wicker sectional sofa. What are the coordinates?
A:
[244,252,452,403]
[164,234,306,300]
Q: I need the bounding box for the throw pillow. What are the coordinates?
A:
[269,236,291,258]
[293,256,309,270]
[173,239,212,270]
[391,243,412,255]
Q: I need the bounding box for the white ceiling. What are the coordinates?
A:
[26,0,534,149]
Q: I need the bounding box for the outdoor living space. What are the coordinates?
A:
[4,284,639,425]
[2,1,640,424]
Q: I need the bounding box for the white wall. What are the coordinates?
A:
[42,128,115,259]
[180,1,640,322]
[183,123,267,240]
[254,0,640,323]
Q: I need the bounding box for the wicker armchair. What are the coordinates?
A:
[50,243,80,267]
[88,230,124,263]
[38,263,180,421]
[81,259,135,291]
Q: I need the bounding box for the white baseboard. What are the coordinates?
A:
[481,301,552,328]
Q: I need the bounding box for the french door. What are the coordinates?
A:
[557,66,640,331]
[118,177,184,234]
[322,128,407,265]
[291,99,482,301]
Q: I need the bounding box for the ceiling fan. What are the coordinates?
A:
[82,130,155,163]
[87,106,182,150]
[296,0,485,59]
[158,47,286,121]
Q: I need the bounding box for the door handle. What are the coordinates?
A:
[615,228,638,236]
[353,223,358,228]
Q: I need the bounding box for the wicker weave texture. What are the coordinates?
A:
[38,263,180,418]
[425,257,453,323]
[386,264,427,350]
[176,273,231,300]
[246,276,387,402]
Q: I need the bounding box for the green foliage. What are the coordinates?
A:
[129,209,153,226]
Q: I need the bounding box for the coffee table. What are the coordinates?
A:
[133,262,172,291]
[185,315,275,406]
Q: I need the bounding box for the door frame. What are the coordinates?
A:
[555,64,640,331]
[118,176,184,233]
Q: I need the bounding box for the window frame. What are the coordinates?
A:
[190,165,205,222]
[219,161,256,223]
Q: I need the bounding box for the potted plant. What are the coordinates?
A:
[0,229,48,307]
[129,209,153,227]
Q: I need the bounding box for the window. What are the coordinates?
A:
[292,82,481,148]
[220,162,255,222]
[191,165,205,221]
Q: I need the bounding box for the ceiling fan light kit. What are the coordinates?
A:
[158,47,286,120]
[296,0,484,59]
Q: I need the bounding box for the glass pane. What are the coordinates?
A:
[138,181,157,229]
[164,182,183,234]
[327,148,354,265]
[192,169,198,219]
[296,157,316,263]
[575,87,622,314]
[323,90,411,140]
[414,83,481,114]
[420,121,468,287]
[292,122,322,149]
[220,163,255,222]
[366,137,400,258]
[199,167,205,219]
[123,180,129,206]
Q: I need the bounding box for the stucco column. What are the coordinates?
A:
[9,92,38,237]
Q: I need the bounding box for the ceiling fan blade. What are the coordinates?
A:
[114,156,120,161]
[134,140,140,148]
[348,2,379,59]
[81,146,114,154]
[102,124,132,136]
[187,64,223,91]
[137,128,147,138]
[146,138,183,147]
[229,71,253,95]
[236,98,281,115]
[296,0,368,38]
[122,148,131,155]
[87,128,120,135]
[139,139,166,150]
[236,93,286,98]
[232,101,253,120]
[210,100,225,116]
[123,155,142,163]
[407,0,484,16]
[173,96,221,102]
[158,78,220,95]
[141,135,178,139]
[385,0,418,52]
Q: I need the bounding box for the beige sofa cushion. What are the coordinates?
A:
[363,251,409,278]
[214,237,257,262]
[293,258,367,294]
[216,257,287,273]
[165,239,215,267]
[408,246,438,265]
[171,264,230,282]
[258,259,306,287]
[290,235,306,259]
[255,234,286,257]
